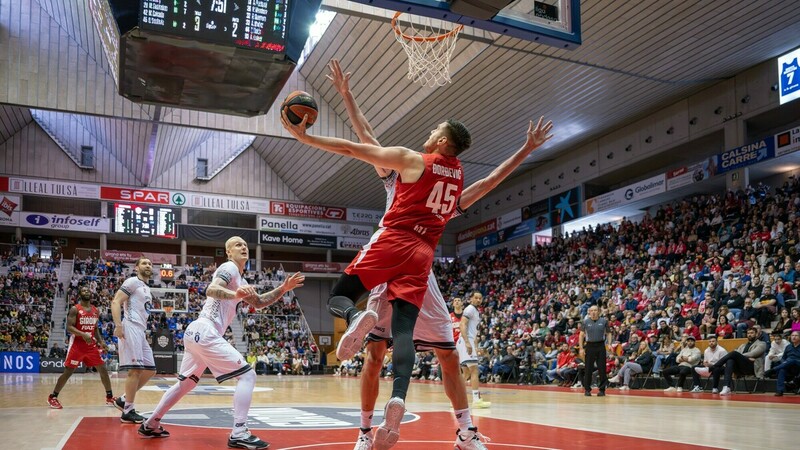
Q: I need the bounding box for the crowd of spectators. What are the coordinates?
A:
[0,271,58,355]
[428,179,800,394]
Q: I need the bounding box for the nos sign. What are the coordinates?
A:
[1,352,40,373]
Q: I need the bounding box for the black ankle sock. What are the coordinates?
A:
[51,392,58,397]
[106,390,113,397]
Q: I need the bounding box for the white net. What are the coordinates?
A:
[392,12,463,88]
[149,288,189,313]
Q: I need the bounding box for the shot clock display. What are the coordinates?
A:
[140,0,290,53]
[114,203,177,238]
[159,263,175,281]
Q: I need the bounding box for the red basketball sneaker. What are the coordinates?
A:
[48,395,63,409]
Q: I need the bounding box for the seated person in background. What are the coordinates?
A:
[608,340,653,390]
[709,327,767,396]
[715,315,734,339]
[301,356,312,375]
[765,329,788,372]
[491,346,518,383]
[683,320,702,341]
[652,334,675,375]
[546,343,574,384]
[734,298,758,338]
[691,336,727,392]
[699,308,717,339]
[765,330,800,396]
[663,336,701,392]
[752,290,777,328]
[773,308,792,335]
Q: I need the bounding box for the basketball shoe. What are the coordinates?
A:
[120,409,146,424]
[353,428,374,450]
[228,428,270,449]
[336,310,378,361]
[47,395,63,409]
[473,398,491,409]
[454,427,490,450]
[374,397,405,450]
[105,395,116,407]
[138,423,171,438]
[113,395,125,412]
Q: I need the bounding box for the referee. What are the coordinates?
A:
[580,305,609,397]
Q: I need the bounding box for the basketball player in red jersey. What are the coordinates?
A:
[282,81,552,449]
[48,285,114,408]
[451,297,464,343]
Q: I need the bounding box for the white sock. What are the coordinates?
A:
[454,408,473,430]
[124,402,134,414]
[360,410,373,430]
[145,377,197,429]
[232,370,256,437]
[472,390,481,402]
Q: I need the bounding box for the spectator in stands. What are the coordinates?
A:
[724,288,745,320]
[301,356,312,375]
[491,346,517,383]
[49,343,65,358]
[255,350,269,375]
[765,329,789,372]
[765,331,800,396]
[691,336,727,392]
[663,336,701,392]
[773,308,793,335]
[546,342,572,384]
[609,341,653,390]
[735,298,758,338]
[791,307,800,332]
[709,327,767,396]
[715,315,734,339]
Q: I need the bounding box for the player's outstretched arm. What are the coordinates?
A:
[111,290,128,339]
[460,117,553,209]
[281,111,422,174]
[245,272,305,310]
[205,276,255,301]
[327,59,390,177]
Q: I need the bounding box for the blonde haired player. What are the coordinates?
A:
[138,237,304,449]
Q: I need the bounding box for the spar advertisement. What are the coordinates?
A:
[666,157,717,191]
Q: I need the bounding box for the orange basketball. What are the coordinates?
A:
[282,91,318,128]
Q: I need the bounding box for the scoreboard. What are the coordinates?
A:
[114,203,177,239]
[140,0,290,53]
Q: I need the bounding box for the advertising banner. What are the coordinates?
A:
[456,218,497,243]
[778,46,800,105]
[9,177,100,199]
[0,352,40,373]
[39,357,87,373]
[346,208,384,224]
[775,126,800,158]
[269,201,346,221]
[21,212,110,233]
[101,250,177,264]
[456,240,477,257]
[258,216,373,238]
[496,209,522,229]
[185,192,270,214]
[301,262,349,273]
[259,231,337,249]
[549,186,581,226]
[584,174,666,214]
[0,194,21,226]
[337,236,370,251]
[666,158,717,191]
[100,186,171,205]
[715,138,774,174]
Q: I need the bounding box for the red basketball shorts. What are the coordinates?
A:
[345,228,434,309]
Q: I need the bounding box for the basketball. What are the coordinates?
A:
[282,91,318,128]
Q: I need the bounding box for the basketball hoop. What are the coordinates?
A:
[391,12,463,87]
[163,305,174,318]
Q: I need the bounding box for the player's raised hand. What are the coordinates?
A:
[523,116,554,151]
[281,109,309,142]
[326,59,351,95]
[281,272,305,292]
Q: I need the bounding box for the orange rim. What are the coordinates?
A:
[391,12,464,43]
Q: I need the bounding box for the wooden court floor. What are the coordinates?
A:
[2,372,797,450]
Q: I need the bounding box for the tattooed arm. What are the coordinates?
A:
[245,272,305,309]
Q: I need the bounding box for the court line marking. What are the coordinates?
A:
[278,441,558,449]
[53,416,83,450]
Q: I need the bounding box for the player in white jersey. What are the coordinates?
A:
[322,61,551,450]
[112,257,155,424]
[457,292,490,407]
[138,237,304,450]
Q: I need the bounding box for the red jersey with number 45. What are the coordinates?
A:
[380,153,463,248]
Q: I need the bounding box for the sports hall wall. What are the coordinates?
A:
[442,57,796,255]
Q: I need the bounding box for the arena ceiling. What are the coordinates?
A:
[1,0,799,210]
